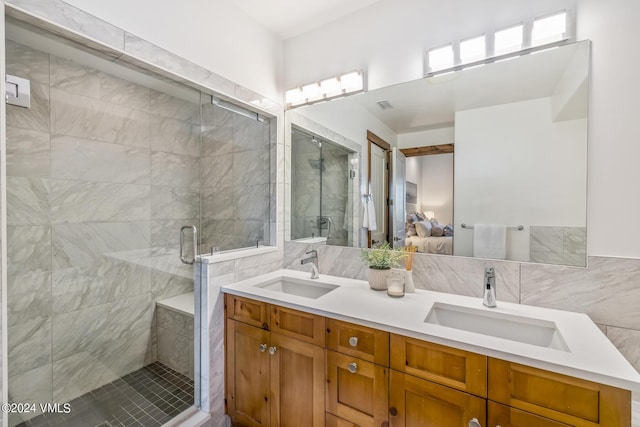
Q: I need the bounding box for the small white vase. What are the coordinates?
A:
[368,268,390,291]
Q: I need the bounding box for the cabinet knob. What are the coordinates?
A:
[259,343,267,353]
[348,336,358,347]
[389,407,398,416]
[268,346,277,355]
[468,418,482,427]
[347,362,358,373]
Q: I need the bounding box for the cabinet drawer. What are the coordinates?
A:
[325,413,361,427]
[488,401,572,427]
[389,370,486,427]
[327,319,389,366]
[489,358,631,426]
[326,350,388,427]
[271,304,325,346]
[225,294,269,329]
[390,334,487,398]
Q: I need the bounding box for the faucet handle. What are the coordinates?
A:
[305,249,318,257]
[485,266,495,276]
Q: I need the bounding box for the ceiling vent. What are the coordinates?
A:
[376,100,394,110]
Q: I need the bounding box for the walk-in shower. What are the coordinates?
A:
[290,126,354,246]
[4,15,273,427]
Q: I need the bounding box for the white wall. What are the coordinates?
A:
[285,0,640,260]
[454,98,587,260]
[406,157,422,208]
[421,154,454,225]
[576,0,640,257]
[63,0,283,101]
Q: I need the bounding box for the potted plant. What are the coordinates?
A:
[360,242,406,290]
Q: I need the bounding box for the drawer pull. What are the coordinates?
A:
[259,343,267,353]
[347,362,358,373]
[468,418,482,427]
[268,346,278,355]
[348,336,358,347]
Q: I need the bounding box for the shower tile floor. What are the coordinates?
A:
[16,362,193,427]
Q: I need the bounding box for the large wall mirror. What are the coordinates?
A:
[286,40,589,267]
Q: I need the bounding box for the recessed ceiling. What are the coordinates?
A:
[229,0,385,39]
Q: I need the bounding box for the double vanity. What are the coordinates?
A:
[222,269,640,426]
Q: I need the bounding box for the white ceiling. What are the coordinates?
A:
[229,0,384,39]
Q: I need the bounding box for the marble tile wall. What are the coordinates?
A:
[530,226,587,267]
[290,132,351,246]
[157,307,194,379]
[200,103,272,253]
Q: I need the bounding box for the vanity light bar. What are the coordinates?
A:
[425,10,571,77]
[285,70,365,108]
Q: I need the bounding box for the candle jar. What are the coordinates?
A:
[387,268,405,297]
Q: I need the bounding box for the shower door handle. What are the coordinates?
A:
[179,225,197,265]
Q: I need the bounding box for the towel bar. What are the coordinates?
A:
[461,223,524,231]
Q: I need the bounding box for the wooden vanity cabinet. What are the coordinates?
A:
[488,358,631,427]
[225,295,632,427]
[225,295,326,427]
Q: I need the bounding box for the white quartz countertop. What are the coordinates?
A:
[221,269,640,391]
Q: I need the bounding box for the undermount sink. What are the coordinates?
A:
[425,302,569,351]
[255,277,339,299]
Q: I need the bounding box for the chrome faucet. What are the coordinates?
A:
[483,267,497,308]
[301,250,320,279]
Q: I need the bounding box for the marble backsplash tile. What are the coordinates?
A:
[149,115,200,157]
[50,88,150,148]
[50,180,150,224]
[6,126,50,178]
[51,135,150,184]
[8,317,51,377]
[151,151,200,190]
[7,225,51,276]
[51,222,150,270]
[6,177,50,226]
[5,40,50,84]
[201,154,233,189]
[150,186,200,221]
[522,256,640,330]
[51,295,153,361]
[7,271,52,327]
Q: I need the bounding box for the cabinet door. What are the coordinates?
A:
[270,304,326,346]
[488,401,573,427]
[389,371,486,427]
[390,333,487,398]
[226,320,271,427]
[326,413,361,427]
[326,318,390,366]
[326,350,388,427]
[269,332,325,427]
[489,358,631,426]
